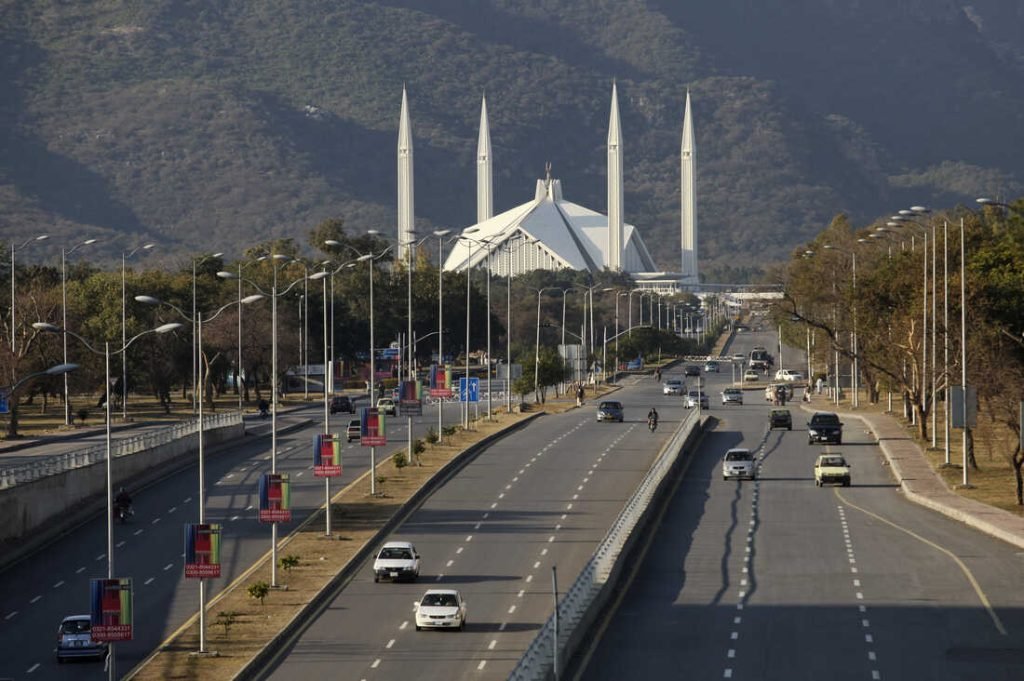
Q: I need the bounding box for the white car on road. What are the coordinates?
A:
[775,369,804,381]
[373,541,420,582]
[414,589,467,631]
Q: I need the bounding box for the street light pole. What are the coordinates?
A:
[121,244,155,422]
[61,238,97,425]
[10,233,49,351]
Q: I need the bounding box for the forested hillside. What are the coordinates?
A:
[1,0,1022,280]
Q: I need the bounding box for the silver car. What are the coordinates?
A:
[662,379,685,395]
[56,615,107,663]
[722,448,756,481]
[685,390,709,409]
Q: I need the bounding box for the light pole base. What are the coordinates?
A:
[956,483,975,490]
[188,650,220,658]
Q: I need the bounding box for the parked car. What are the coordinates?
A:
[774,369,804,382]
[55,615,107,663]
[743,369,760,382]
[722,448,756,480]
[704,361,720,373]
[721,387,743,405]
[814,453,851,486]
[596,401,624,422]
[769,409,793,430]
[346,419,361,442]
[373,541,420,582]
[414,589,467,631]
[329,395,354,414]
[662,379,685,396]
[807,412,843,444]
[685,390,709,409]
[376,397,397,416]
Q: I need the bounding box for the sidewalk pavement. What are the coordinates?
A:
[801,399,1024,551]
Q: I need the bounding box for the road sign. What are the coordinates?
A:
[459,377,480,403]
[951,386,978,428]
[0,388,8,414]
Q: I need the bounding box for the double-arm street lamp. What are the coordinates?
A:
[121,243,156,421]
[34,321,180,681]
[534,287,557,399]
[134,293,262,653]
[217,255,304,587]
[10,233,49,351]
[60,238,98,425]
[823,245,859,408]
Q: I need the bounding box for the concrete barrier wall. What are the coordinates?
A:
[0,424,244,544]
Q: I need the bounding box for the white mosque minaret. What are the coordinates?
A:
[477,95,493,224]
[397,85,415,264]
[607,82,624,271]
[680,89,698,285]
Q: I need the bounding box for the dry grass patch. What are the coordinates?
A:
[127,410,531,681]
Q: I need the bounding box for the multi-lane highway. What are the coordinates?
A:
[0,398,468,680]
[578,331,1024,680]
[253,374,687,680]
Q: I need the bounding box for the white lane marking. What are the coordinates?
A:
[446,560,454,567]
[561,514,567,520]
[730,631,739,640]
[163,563,174,571]
[478,660,487,670]
[727,649,735,658]
[456,547,463,554]
[53,581,64,588]
[4,611,18,620]
[144,577,154,585]
[856,592,864,599]
[577,485,584,491]
[371,658,381,668]
[295,472,304,478]
[168,506,177,513]
[246,505,254,511]
[534,561,541,569]
[95,554,105,561]
[505,484,512,490]
[225,473,235,479]
[183,496,192,503]
[231,515,240,522]
[76,567,85,574]
[499,622,507,631]
[474,523,481,530]
[498,493,504,499]
[465,535,473,542]
[526,575,533,583]
[26,663,40,674]
[853,579,861,587]
[483,513,489,519]
[488,639,497,650]
[508,605,516,614]
[30,596,41,604]
[572,494,578,500]
[724,670,733,678]
[541,548,548,556]
[871,672,880,680]
[566,503,573,510]
[116,541,126,548]
[733,616,741,624]
[859,605,867,613]
[400,621,408,630]
[512,477,519,483]
[865,634,874,643]
[548,535,555,543]
[517,590,525,598]
[862,619,870,627]
[868,651,877,661]
[386,639,395,649]
[134,529,144,536]
[555,524,562,531]
[152,517,161,524]
[741,579,747,586]
[490,503,498,509]
[435,575,444,581]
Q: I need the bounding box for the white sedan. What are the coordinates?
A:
[774,369,804,381]
[414,589,467,631]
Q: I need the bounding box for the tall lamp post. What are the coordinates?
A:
[217,256,304,587]
[135,295,261,653]
[823,245,858,407]
[191,253,224,413]
[534,287,555,400]
[121,243,155,421]
[10,233,49,351]
[34,322,180,681]
[61,238,97,425]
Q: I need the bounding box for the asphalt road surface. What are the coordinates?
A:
[254,374,688,680]
[0,398,469,680]
[578,330,1024,681]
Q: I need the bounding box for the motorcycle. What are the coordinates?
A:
[647,416,658,432]
[114,503,134,524]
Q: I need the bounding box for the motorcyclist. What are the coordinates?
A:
[258,398,270,418]
[114,487,133,519]
[647,408,659,430]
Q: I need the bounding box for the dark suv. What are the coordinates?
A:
[769,409,792,430]
[330,395,354,414]
[807,412,843,444]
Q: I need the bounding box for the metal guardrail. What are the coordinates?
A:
[0,411,242,490]
[508,407,701,681]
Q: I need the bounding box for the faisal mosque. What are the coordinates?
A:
[394,83,700,291]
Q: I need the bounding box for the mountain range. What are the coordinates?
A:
[2,0,1022,281]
